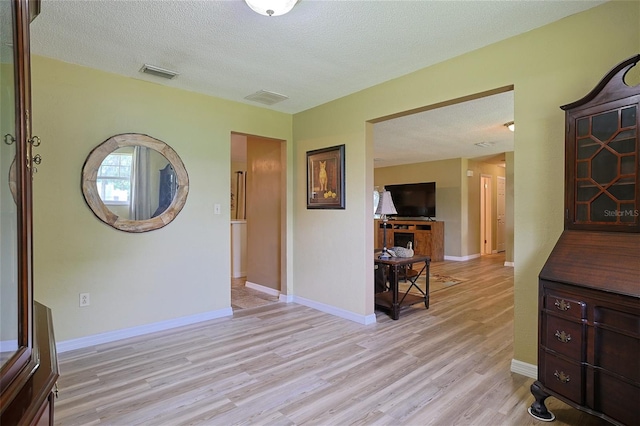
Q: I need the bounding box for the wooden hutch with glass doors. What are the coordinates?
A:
[528,55,640,426]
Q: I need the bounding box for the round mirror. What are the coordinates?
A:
[82,133,189,232]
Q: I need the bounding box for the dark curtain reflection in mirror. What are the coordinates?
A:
[153,163,177,217]
[82,133,189,233]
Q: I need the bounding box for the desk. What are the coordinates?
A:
[374,254,430,320]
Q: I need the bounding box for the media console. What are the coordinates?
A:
[375,219,444,262]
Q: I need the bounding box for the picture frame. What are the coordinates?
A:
[306,144,345,209]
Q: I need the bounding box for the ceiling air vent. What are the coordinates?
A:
[244,90,288,106]
[139,64,179,80]
[474,141,495,148]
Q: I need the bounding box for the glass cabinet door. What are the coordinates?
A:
[563,55,640,233]
[573,104,638,227]
[0,0,36,402]
[0,0,20,368]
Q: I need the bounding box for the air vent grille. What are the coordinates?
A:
[139,64,179,80]
[474,141,495,148]
[244,90,289,105]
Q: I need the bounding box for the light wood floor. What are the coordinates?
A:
[55,254,608,425]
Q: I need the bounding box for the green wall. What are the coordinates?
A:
[293,1,639,365]
[32,56,292,341]
[505,151,515,265]
[375,158,464,257]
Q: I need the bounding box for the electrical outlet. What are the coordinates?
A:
[79,292,90,307]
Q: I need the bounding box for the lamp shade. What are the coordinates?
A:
[244,0,298,16]
[375,191,397,216]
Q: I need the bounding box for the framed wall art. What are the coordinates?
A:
[306,144,345,209]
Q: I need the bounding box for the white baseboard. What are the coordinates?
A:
[444,253,481,261]
[504,261,515,267]
[245,281,280,297]
[293,295,377,325]
[57,307,233,353]
[279,293,294,303]
[232,271,246,278]
[511,359,537,379]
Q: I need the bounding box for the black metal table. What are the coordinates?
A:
[374,254,431,320]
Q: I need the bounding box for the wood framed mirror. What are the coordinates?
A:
[81,133,189,232]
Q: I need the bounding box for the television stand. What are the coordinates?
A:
[375,219,444,262]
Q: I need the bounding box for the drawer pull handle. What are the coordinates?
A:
[554,299,571,311]
[554,330,572,343]
[554,370,570,383]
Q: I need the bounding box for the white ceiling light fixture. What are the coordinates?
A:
[244,0,298,16]
[504,121,515,132]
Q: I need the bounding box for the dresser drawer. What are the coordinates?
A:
[543,314,583,360]
[542,353,583,404]
[594,368,640,426]
[594,307,640,382]
[543,289,586,321]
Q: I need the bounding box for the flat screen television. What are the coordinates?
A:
[385,182,436,219]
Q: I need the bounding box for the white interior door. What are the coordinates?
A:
[497,176,506,252]
[480,175,492,255]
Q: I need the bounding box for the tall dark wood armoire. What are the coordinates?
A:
[0,1,58,425]
[529,55,640,426]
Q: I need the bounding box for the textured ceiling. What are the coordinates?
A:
[29,0,605,166]
[373,90,514,168]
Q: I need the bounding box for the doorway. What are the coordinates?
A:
[230,133,285,310]
[496,176,506,252]
[480,175,493,255]
[372,87,514,261]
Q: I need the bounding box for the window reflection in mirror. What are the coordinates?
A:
[97,146,174,220]
[98,148,133,206]
[0,0,19,368]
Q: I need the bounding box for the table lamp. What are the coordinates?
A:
[376,190,397,259]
